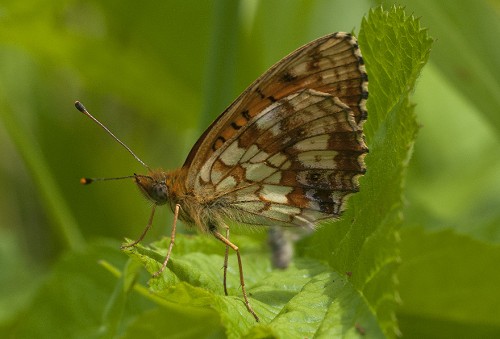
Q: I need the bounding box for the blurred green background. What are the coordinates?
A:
[1,0,499,337]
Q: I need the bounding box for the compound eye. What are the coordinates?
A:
[152,182,168,204]
[135,175,169,205]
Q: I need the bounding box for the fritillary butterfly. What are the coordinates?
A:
[75,32,368,322]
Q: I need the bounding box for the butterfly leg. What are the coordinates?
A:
[223,226,230,296]
[211,229,259,322]
[121,204,157,249]
[153,203,180,277]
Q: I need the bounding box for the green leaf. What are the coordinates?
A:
[303,6,432,337]
[124,235,385,338]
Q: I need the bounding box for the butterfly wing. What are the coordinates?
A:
[183,32,368,228]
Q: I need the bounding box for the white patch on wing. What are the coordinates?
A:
[216,175,237,191]
[242,162,277,182]
[219,141,246,166]
[264,171,282,184]
[235,185,260,198]
[240,144,260,163]
[210,165,223,184]
[270,204,301,215]
[199,164,210,185]
[268,152,288,167]
[294,134,329,151]
[259,185,293,204]
[230,185,261,204]
[262,205,300,222]
[233,201,265,213]
[296,150,338,169]
[249,149,270,164]
[281,160,292,169]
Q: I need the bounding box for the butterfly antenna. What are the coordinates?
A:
[80,175,137,185]
[74,101,152,172]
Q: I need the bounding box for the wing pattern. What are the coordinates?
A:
[185,33,368,228]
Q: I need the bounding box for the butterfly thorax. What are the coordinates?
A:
[135,168,223,232]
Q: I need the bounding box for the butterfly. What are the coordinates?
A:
[75,32,368,322]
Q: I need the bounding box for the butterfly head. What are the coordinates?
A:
[135,171,169,205]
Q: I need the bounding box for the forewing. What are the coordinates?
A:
[183,32,368,190]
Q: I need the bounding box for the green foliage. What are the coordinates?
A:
[122,235,385,338]
[1,0,499,338]
[377,0,500,337]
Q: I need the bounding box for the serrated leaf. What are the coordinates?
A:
[125,238,384,338]
[301,6,432,337]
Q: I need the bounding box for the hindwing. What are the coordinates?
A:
[196,90,367,227]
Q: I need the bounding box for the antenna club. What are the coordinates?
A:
[80,177,93,185]
[75,101,86,113]
[73,101,151,171]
